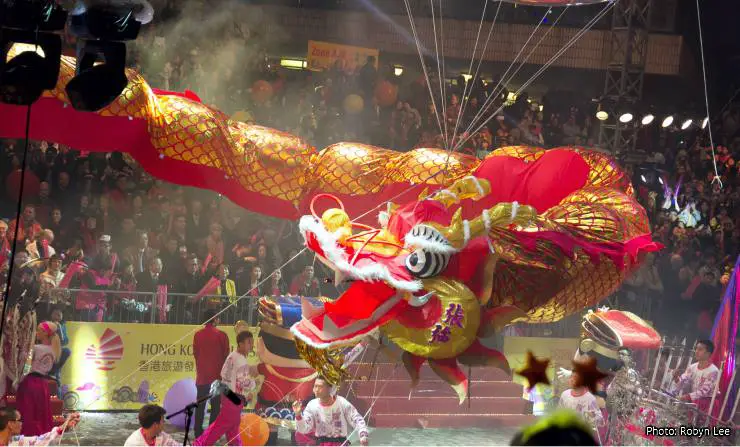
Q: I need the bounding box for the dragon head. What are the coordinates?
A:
[291,178,537,365]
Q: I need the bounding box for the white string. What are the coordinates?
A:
[460,7,553,140]
[438,0,449,149]
[451,0,498,149]
[429,0,448,150]
[695,0,722,189]
[461,6,569,140]
[443,0,503,174]
[454,0,616,151]
[225,341,383,446]
[403,0,444,139]
[341,364,397,446]
[77,248,309,413]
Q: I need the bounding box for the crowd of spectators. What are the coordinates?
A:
[0,138,333,324]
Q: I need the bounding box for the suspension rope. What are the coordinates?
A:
[454,0,616,151]
[695,0,722,188]
[429,0,448,149]
[462,6,569,141]
[451,0,502,151]
[438,0,449,148]
[459,6,553,141]
[403,0,444,139]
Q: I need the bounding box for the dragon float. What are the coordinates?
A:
[0,49,662,402]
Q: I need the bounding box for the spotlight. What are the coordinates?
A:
[0,2,67,105]
[596,110,608,121]
[661,115,674,128]
[65,40,129,112]
[680,119,693,130]
[701,117,709,129]
[641,114,655,125]
[65,0,154,111]
[619,113,633,123]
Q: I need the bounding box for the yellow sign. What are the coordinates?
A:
[60,322,259,411]
[503,336,579,397]
[307,40,378,73]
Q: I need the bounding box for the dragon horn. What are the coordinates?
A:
[427,176,492,208]
[439,202,538,249]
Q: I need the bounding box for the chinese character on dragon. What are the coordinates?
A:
[0,49,662,405]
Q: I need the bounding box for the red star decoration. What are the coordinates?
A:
[572,356,609,394]
[515,350,551,391]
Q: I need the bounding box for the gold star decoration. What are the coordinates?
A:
[572,356,609,394]
[515,350,551,391]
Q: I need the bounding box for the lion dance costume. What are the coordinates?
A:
[0,51,661,402]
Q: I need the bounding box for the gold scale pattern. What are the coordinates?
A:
[483,147,649,323]
[30,53,477,205]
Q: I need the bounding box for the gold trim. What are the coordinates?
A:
[260,322,293,340]
[264,364,318,383]
[274,301,283,326]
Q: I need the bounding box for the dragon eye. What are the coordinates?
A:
[405,248,448,278]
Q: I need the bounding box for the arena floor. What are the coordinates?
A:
[58,412,519,446]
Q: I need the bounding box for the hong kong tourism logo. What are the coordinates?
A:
[84,328,124,371]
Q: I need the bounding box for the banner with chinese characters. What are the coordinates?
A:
[307,40,378,73]
[60,322,259,411]
[503,336,579,397]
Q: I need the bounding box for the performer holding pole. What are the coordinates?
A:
[194,331,257,446]
[292,377,369,446]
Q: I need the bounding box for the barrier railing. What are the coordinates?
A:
[50,288,257,325]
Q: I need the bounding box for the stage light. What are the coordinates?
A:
[641,114,654,125]
[661,116,674,128]
[596,110,608,121]
[461,73,472,82]
[640,174,647,183]
[65,1,153,111]
[0,2,67,105]
[394,66,404,76]
[619,113,633,123]
[680,119,693,130]
[280,59,306,69]
[701,117,708,129]
[65,40,129,112]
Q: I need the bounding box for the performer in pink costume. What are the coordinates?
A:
[15,323,60,436]
[194,331,257,446]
